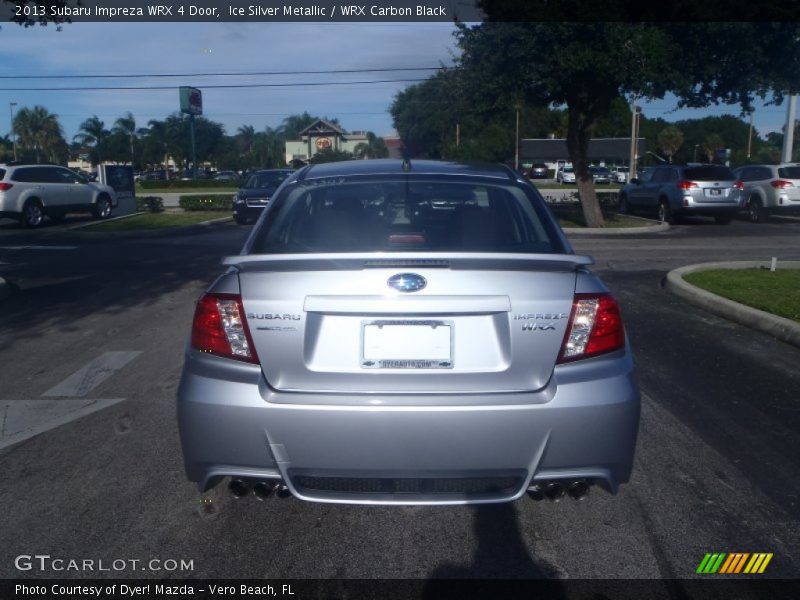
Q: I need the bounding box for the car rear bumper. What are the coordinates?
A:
[177,349,641,505]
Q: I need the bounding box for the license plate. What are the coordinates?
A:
[709,188,722,196]
[361,320,453,369]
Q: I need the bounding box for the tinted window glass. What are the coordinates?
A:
[0,169,5,180]
[778,166,800,179]
[11,167,48,183]
[251,179,565,255]
[651,168,671,183]
[245,172,290,189]
[683,166,735,180]
[54,168,79,183]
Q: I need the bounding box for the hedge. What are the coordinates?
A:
[138,179,238,190]
[136,196,164,213]
[178,194,233,211]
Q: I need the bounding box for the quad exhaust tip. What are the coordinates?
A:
[527,479,590,501]
[229,478,290,500]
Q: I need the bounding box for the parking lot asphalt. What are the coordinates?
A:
[0,216,798,582]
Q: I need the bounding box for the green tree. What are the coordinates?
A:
[657,126,685,163]
[13,105,65,163]
[309,148,354,164]
[112,112,138,164]
[73,115,108,165]
[354,132,389,159]
[702,133,725,163]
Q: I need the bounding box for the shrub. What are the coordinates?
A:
[178,194,233,211]
[136,196,164,213]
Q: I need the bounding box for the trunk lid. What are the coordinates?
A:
[226,253,589,398]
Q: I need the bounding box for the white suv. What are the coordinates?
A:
[0,163,117,228]
[732,163,800,222]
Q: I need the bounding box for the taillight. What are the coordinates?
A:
[771,179,794,189]
[0,183,12,192]
[557,293,625,363]
[677,180,698,190]
[734,180,744,190]
[191,292,259,363]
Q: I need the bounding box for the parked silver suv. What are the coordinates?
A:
[619,164,743,224]
[0,163,117,228]
[732,163,800,222]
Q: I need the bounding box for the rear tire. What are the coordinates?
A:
[22,199,45,228]
[746,197,765,223]
[657,199,674,225]
[92,195,112,219]
[234,214,249,225]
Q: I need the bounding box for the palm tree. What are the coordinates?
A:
[354,131,389,159]
[657,126,684,163]
[73,116,109,165]
[113,112,138,164]
[13,105,65,163]
[702,133,725,163]
[237,125,256,155]
[252,126,285,168]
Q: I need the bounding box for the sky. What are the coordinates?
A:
[0,22,793,143]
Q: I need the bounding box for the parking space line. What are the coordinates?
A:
[42,351,141,397]
[0,398,125,451]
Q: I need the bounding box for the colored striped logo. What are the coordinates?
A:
[696,553,773,574]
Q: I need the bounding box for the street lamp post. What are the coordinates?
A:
[694,144,700,162]
[9,102,17,161]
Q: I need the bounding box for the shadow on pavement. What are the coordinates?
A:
[423,503,566,598]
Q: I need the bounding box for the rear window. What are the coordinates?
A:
[683,166,735,180]
[0,169,5,180]
[778,166,800,179]
[250,179,565,255]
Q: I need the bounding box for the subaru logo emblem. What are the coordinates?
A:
[387,273,427,293]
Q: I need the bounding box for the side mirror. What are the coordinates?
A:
[77,175,89,184]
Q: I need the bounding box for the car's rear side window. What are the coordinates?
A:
[251,179,565,254]
[683,166,735,180]
[0,169,5,180]
[778,166,800,179]
[11,167,47,183]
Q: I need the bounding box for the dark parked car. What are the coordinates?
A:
[232,169,294,224]
[618,164,743,224]
[590,166,612,185]
[527,163,549,179]
[178,159,640,505]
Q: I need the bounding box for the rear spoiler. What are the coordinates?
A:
[223,252,594,273]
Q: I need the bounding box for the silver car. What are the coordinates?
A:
[732,163,800,222]
[178,160,640,505]
[0,163,116,227]
[619,164,742,224]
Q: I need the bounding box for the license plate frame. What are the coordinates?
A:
[360,320,454,369]
[708,188,722,196]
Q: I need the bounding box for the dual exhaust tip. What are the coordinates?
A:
[527,479,590,502]
[229,478,291,500]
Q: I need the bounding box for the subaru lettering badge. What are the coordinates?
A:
[387,273,427,293]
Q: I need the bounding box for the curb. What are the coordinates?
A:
[563,218,669,236]
[64,216,234,240]
[67,211,143,230]
[665,260,800,348]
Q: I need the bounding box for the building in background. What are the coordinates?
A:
[285,119,371,163]
[520,137,647,172]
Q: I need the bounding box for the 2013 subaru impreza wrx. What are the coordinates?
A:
[177,159,640,505]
